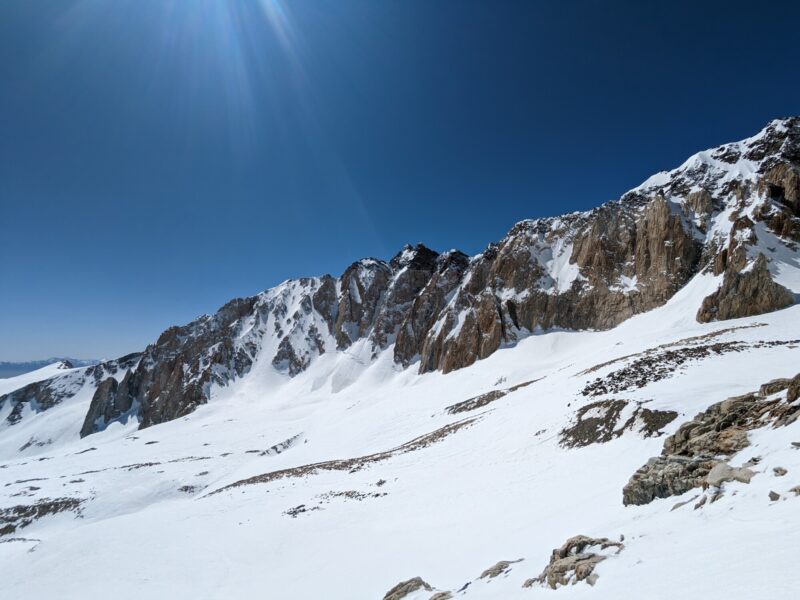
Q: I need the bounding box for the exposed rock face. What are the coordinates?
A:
[623,373,800,505]
[787,373,800,403]
[369,244,440,354]
[382,577,432,600]
[127,296,259,430]
[412,119,799,373]
[524,535,624,589]
[334,259,392,349]
[697,253,794,322]
[81,278,340,435]
[80,371,137,437]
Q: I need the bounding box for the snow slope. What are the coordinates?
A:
[1,272,799,599]
[0,362,73,397]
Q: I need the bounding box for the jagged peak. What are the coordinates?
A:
[389,243,439,271]
[631,116,800,200]
[434,249,469,272]
[345,256,391,274]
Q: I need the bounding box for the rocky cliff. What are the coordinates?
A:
[3,118,799,437]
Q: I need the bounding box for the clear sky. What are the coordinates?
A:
[1,0,799,361]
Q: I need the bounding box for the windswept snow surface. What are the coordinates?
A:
[1,275,800,599]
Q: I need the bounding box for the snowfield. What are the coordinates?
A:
[1,273,799,599]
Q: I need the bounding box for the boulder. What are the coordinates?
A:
[623,373,800,505]
[382,577,433,600]
[525,535,623,589]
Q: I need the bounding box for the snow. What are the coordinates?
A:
[0,362,71,397]
[609,274,638,293]
[3,118,800,599]
[2,269,800,599]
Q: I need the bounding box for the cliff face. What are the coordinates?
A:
[410,193,705,373]
[3,118,799,436]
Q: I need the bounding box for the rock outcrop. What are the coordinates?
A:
[697,253,794,322]
[623,372,800,505]
[524,535,624,589]
[560,399,677,447]
[381,577,433,600]
[369,244,440,355]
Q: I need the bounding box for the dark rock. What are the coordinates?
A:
[0,497,84,537]
[395,250,469,368]
[561,399,677,448]
[80,370,137,437]
[760,378,793,396]
[334,259,392,349]
[369,244,439,354]
[479,559,523,579]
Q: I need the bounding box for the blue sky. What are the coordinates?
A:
[1,0,799,361]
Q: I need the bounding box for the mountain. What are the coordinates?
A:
[1,119,799,599]
[0,358,99,379]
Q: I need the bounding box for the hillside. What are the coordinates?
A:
[1,119,799,599]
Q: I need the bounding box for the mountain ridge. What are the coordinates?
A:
[2,119,800,599]
[1,117,798,439]
[0,358,100,379]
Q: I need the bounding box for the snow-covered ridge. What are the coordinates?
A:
[1,118,800,599]
[2,277,799,599]
[2,118,799,440]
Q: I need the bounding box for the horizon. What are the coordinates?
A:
[2,0,800,361]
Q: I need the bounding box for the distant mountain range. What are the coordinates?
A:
[0,358,100,379]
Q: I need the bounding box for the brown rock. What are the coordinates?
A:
[479,559,523,579]
[760,378,793,396]
[528,535,623,589]
[382,577,433,600]
[697,253,794,323]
